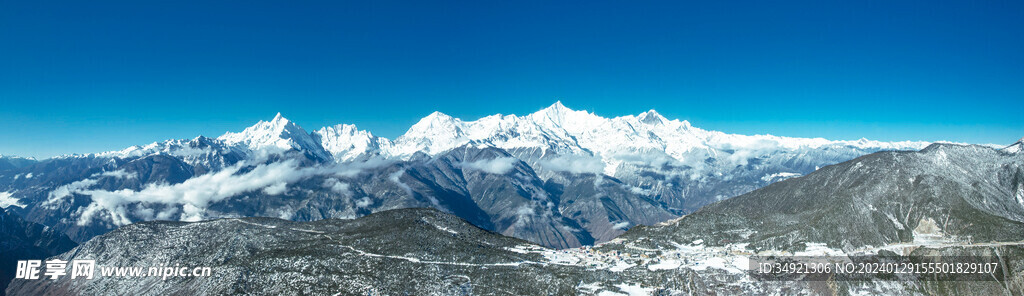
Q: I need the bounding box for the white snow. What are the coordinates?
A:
[179,102,921,181]
[884,212,905,230]
[690,257,729,271]
[608,261,636,272]
[218,113,331,160]
[794,243,846,256]
[314,124,390,162]
[647,259,681,271]
[1016,183,1024,209]
[434,224,458,235]
[1001,137,1023,153]
[577,282,604,294]
[613,283,653,296]
[94,170,136,179]
[760,172,800,182]
[379,102,931,179]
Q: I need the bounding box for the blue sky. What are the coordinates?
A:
[2,0,1022,158]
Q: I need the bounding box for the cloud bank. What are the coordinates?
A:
[538,155,604,174]
[460,157,518,174]
[44,159,392,226]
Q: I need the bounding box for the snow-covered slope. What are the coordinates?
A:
[382,102,930,172]
[219,113,332,161]
[312,124,391,161]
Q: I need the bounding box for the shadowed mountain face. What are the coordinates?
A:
[620,143,1024,252]
[0,208,77,296]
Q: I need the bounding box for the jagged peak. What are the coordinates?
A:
[423,111,455,121]
[534,101,574,116]
[638,109,666,125]
[527,101,604,130]
[268,113,300,129]
[215,113,331,160]
[398,111,464,141]
[409,111,460,130]
[317,123,370,136]
[249,113,304,132]
[548,100,570,111]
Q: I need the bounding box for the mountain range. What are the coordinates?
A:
[0,102,934,249]
[11,136,1024,296]
[2,103,1023,295]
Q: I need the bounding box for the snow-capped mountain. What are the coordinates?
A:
[363,102,932,212]
[219,113,332,161]
[0,102,962,249]
[1003,137,1024,154]
[383,102,928,170]
[312,124,391,161]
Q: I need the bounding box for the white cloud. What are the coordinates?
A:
[263,182,287,195]
[323,178,351,196]
[0,191,25,208]
[624,185,651,195]
[24,173,33,179]
[538,155,605,174]
[355,197,372,208]
[460,157,517,174]
[133,205,155,220]
[95,169,136,180]
[713,139,784,166]
[55,159,390,226]
[275,207,295,220]
[612,221,631,230]
[38,156,395,226]
[513,205,536,227]
[168,146,215,158]
[611,152,676,169]
[760,172,801,182]
[46,178,100,204]
[72,160,313,225]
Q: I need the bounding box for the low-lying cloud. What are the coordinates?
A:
[460,157,518,174]
[45,158,394,226]
[538,155,604,174]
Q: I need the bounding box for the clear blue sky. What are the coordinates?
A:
[2,0,1022,158]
